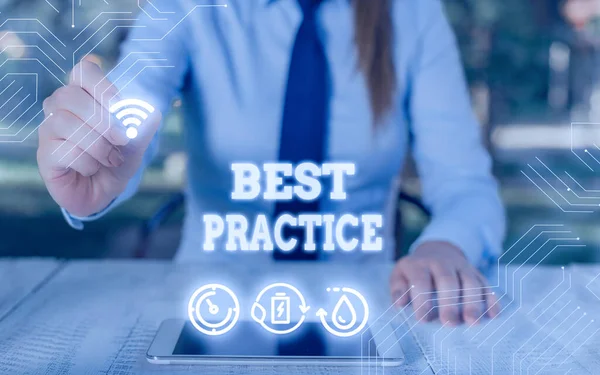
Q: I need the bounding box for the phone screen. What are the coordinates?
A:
[172,321,379,358]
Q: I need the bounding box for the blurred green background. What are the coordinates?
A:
[1,0,600,263]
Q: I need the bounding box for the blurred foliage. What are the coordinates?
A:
[0,0,562,126]
[445,0,556,122]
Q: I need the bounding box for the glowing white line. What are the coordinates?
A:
[109,99,155,114]
[114,108,148,120]
[122,118,141,127]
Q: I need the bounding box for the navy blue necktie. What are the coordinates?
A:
[273,0,329,261]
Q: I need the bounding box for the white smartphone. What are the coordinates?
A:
[147,319,405,366]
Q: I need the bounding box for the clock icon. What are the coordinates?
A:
[188,284,240,336]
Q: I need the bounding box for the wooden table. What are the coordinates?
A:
[0,259,599,374]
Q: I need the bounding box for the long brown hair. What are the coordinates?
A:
[353,0,396,124]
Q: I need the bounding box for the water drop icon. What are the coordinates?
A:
[332,294,357,331]
[317,287,369,337]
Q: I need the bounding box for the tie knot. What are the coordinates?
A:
[298,0,322,15]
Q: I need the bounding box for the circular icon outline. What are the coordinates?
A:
[188,283,240,336]
[317,287,369,337]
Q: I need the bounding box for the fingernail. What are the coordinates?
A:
[392,293,404,306]
[446,312,460,326]
[109,148,124,167]
[465,313,478,325]
[466,318,478,326]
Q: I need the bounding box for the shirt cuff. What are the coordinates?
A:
[61,199,117,230]
[409,220,500,271]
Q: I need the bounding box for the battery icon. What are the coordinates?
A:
[271,292,291,325]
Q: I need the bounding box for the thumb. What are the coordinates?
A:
[80,54,103,68]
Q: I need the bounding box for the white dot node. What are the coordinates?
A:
[126,127,138,139]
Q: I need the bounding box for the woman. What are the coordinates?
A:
[37,0,505,325]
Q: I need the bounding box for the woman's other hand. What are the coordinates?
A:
[389,241,500,325]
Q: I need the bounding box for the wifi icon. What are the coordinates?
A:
[109,99,155,139]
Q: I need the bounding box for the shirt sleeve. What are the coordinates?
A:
[63,0,190,229]
[407,0,506,269]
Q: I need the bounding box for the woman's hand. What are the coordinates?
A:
[563,0,598,28]
[37,59,161,217]
[389,241,500,326]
